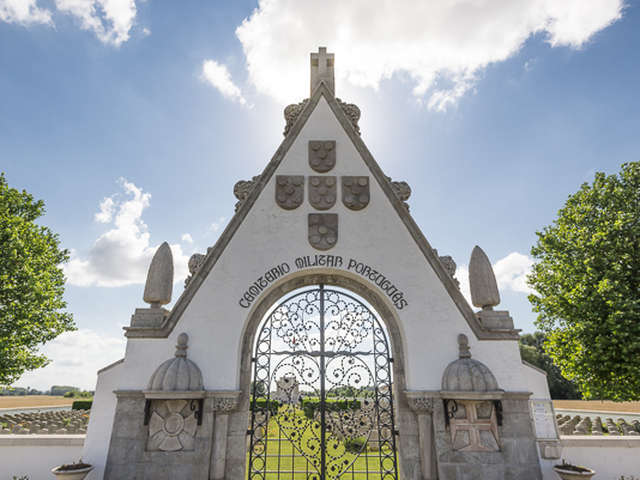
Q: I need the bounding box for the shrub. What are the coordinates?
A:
[71,400,93,410]
[344,436,367,454]
[302,397,361,420]
[251,398,279,415]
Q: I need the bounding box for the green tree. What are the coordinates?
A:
[519,332,581,399]
[0,173,75,386]
[528,162,640,400]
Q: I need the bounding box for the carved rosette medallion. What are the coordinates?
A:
[308,176,337,210]
[147,399,197,452]
[308,214,338,250]
[275,175,304,210]
[342,176,370,210]
[308,140,336,172]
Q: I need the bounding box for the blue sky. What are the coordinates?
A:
[1,0,637,390]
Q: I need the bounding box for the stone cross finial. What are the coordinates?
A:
[143,242,174,308]
[458,334,471,358]
[310,47,335,96]
[175,332,189,358]
[468,245,500,310]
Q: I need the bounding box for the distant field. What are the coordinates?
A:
[0,396,74,409]
[553,400,640,413]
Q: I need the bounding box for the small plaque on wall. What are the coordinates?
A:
[530,399,559,440]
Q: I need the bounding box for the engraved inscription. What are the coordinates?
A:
[309,176,337,210]
[342,176,370,210]
[275,175,304,210]
[309,140,336,173]
[308,214,338,250]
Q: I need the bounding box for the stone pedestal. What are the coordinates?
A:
[477,309,514,331]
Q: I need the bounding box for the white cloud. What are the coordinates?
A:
[94,196,115,223]
[0,0,52,25]
[209,216,227,234]
[14,329,126,391]
[64,178,191,287]
[235,0,622,109]
[55,0,137,46]
[493,252,534,295]
[0,0,138,46]
[181,233,193,244]
[201,59,248,105]
[456,251,534,306]
[141,26,150,36]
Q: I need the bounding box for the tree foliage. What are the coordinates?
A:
[0,173,74,386]
[519,332,581,400]
[528,162,640,400]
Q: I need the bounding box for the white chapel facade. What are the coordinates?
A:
[82,48,559,480]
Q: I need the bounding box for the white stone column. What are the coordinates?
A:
[407,394,436,480]
[209,392,241,480]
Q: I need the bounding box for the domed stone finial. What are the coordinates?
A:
[143,242,174,308]
[148,332,203,392]
[469,245,500,310]
[458,334,471,359]
[175,333,189,358]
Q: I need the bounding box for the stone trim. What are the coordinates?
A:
[560,436,640,447]
[124,81,519,341]
[143,390,205,400]
[0,434,85,446]
[97,357,124,374]
[113,389,145,398]
[522,359,548,376]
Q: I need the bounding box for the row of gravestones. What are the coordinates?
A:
[0,409,89,434]
[556,413,640,435]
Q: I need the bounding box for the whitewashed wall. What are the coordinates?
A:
[549,436,640,479]
[0,435,84,480]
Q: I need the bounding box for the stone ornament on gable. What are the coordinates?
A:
[388,178,411,210]
[308,213,338,250]
[309,140,336,172]
[308,176,337,210]
[283,99,360,137]
[184,252,206,287]
[233,175,259,212]
[342,176,370,210]
[275,175,304,210]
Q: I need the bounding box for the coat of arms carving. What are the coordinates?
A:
[275,175,304,210]
[342,176,370,210]
[308,140,336,173]
[308,214,338,250]
[308,176,337,210]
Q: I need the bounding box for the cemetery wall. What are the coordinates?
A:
[559,436,640,478]
[0,435,84,480]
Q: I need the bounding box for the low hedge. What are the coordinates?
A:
[250,398,280,414]
[71,400,93,410]
[302,397,361,420]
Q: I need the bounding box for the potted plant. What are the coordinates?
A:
[553,460,595,480]
[51,460,93,479]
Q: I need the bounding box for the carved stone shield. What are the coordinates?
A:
[275,175,304,210]
[308,214,338,250]
[308,176,337,210]
[342,176,370,210]
[308,140,336,173]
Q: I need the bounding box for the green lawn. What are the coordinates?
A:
[247,405,396,480]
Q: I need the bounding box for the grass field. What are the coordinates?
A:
[0,395,73,409]
[248,406,395,480]
[553,400,640,413]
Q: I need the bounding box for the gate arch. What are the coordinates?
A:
[231,273,416,480]
[247,284,399,479]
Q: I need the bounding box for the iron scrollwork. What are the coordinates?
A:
[247,285,400,480]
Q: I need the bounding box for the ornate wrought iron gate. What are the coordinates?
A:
[248,285,399,480]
